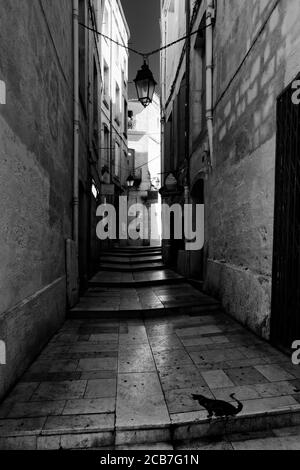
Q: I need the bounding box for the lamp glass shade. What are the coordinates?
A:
[165,173,177,191]
[127,175,134,188]
[134,61,157,108]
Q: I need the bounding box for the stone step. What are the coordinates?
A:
[115,442,174,451]
[69,293,222,318]
[99,263,166,272]
[88,277,185,289]
[99,256,163,265]
[70,276,221,318]
[0,415,115,450]
[2,407,300,449]
[107,248,162,253]
[69,305,222,319]
[69,307,166,319]
[115,407,300,447]
[173,425,300,451]
[188,279,204,292]
[110,246,162,252]
[101,252,162,259]
[88,269,185,289]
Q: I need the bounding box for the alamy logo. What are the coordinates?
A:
[0,341,6,365]
[96,197,204,251]
[0,80,6,105]
[292,341,300,366]
[291,80,300,105]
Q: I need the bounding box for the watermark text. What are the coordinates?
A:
[291,80,300,105]
[0,341,6,365]
[96,197,204,251]
[292,340,300,365]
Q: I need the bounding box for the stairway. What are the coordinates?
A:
[70,246,221,318]
[99,246,165,272]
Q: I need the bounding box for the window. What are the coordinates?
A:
[103,7,109,38]
[93,59,99,153]
[123,57,127,84]
[115,83,120,124]
[122,69,126,89]
[103,125,110,167]
[91,180,98,199]
[79,0,87,107]
[123,150,128,183]
[166,0,176,44]
[194,17,207,132]
[128,149,135,172]
[128,110,134,129]
[114,35,119,65]
[123,99,128,136]
[165,112,174,172]
[114,142,120,178]
[178,76,186,165]
[103,60,109,104]
[90,1,97,31]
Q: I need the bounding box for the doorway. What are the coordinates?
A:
[190,178,204,280]
[79,182,89,292]
[271,75,300,351]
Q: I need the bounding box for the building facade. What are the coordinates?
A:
[128,94,161,246]
[128,94,161,190]
[100,0,130,206]
[160,0,300,347]
[77,0,104,288]
[0,0,104,401]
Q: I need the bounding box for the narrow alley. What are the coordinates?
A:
[0,247,300,450]
[1,0,300,456]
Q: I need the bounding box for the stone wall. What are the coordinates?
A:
[0,0,73,400]
[204,0,300,339]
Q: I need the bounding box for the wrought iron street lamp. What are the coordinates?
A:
[134,57,157,108]
[126,174,135,188]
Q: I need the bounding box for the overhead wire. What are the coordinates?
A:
[79,21,210,59]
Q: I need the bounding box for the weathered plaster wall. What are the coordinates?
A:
[0,0,73,400]
[204,0,300,339]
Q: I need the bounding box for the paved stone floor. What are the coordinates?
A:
[72,282,218,314]
[1,247,300,449]
[0,312,300,449]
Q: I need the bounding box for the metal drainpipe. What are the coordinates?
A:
[206,0,215,170]
[73,0,79,247]
[109,6,113,189]
[185,0,191,200]
[164,17,167,104]
[185,0,191,275]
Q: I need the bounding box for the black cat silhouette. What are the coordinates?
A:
[192,393,243,419]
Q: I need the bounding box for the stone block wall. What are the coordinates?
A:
[204,0,300,339]
[0,0,73,400]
